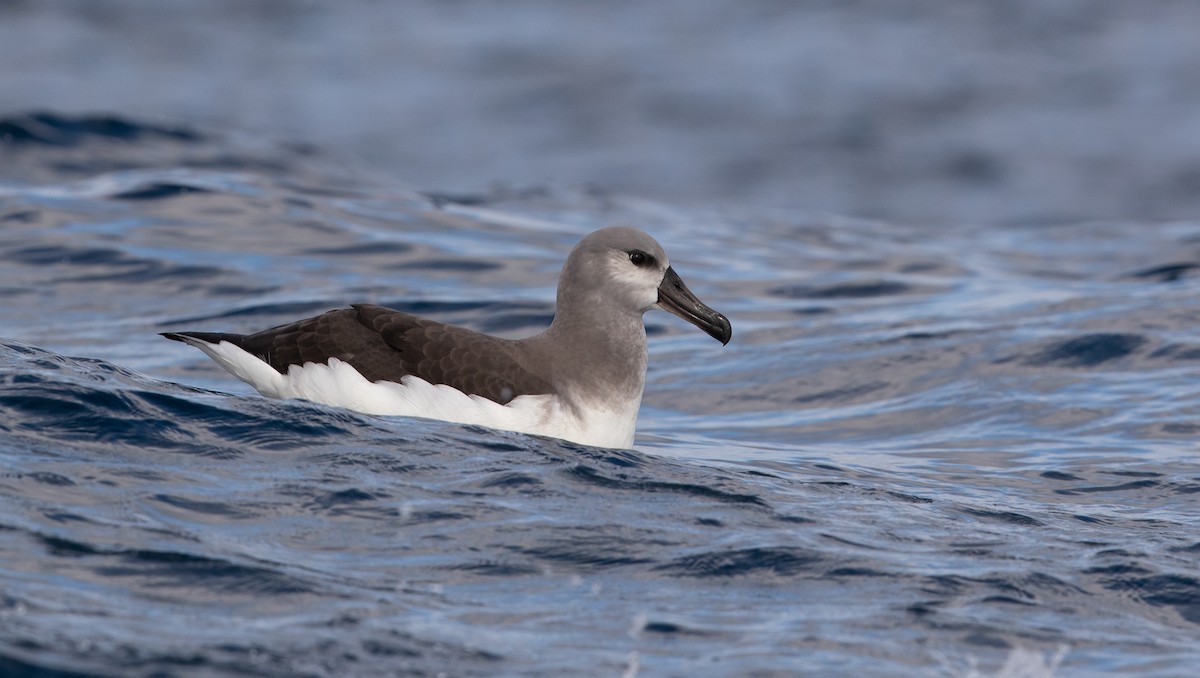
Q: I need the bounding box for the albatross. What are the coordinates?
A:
[161,226,731,448]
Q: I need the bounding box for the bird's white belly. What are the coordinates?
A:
[191,340,638,448]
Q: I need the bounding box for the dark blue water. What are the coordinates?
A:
[7,1,1200,225]
[1,114,1199,677]
[5,2,1200,674]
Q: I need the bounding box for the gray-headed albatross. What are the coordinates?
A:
[161,226,731,448]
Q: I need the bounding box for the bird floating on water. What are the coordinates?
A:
[162,226,731,448]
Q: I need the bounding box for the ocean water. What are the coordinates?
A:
[7,0,1200,226]
[1,115,1198,677]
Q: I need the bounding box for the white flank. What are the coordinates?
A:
[187,340,638,448]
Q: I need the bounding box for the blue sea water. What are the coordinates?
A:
[4,2,1200,676]
[0,114,1198,677]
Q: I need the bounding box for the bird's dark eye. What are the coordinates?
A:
[628,250,654,267]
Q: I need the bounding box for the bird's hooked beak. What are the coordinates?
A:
[656,266,732,345]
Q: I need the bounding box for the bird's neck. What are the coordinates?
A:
[534,297,648,405]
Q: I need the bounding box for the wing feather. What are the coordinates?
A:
[166,304,553,404]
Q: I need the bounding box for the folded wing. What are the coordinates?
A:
[163,304,553,404]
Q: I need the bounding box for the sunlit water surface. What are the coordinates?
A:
[1,117,1199,676]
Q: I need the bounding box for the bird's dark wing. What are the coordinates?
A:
[161,304,553,404]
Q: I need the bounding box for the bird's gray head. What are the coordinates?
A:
[558,226,732,344]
